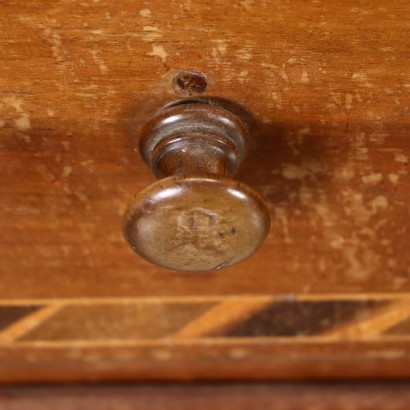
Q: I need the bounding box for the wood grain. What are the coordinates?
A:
[0,0,409,382]
[2,383,410,410]
[0,295,410,383]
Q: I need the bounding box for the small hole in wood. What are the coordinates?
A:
[173,70,208,96]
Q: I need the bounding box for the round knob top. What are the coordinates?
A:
[123,176,270,272]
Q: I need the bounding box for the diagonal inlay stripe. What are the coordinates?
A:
[172,297,274,339]
[0,304,64,345]
[19,301,215,341]
[0,306,40,332]
[321,300,410,340]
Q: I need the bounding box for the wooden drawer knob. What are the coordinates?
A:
[123,100,270,272]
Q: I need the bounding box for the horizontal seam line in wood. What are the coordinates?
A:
[320,300,410,340]
[0,293,410,306]
[172,298,274,339]
[7,337,410,349]
[0,304,64,345]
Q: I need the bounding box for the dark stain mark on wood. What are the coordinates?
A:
[211,300,384,337]
[0,306,41,333]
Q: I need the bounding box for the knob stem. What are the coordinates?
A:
[151,132,238,178]
[139,100,249,179]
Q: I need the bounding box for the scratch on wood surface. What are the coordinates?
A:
[139,8,152,18]
[89,48,108,74]
[2,96,31,130]
[146,44,169,62]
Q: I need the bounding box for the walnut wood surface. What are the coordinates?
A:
[0,0,410,382]
[2,383,410,410]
